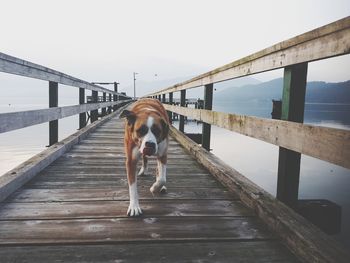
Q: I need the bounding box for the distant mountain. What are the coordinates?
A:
[134,76,261,98]
[214,78,350,104]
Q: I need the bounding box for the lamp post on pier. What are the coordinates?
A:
[133,72,138,100]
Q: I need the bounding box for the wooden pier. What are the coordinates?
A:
[0,113,300,262]
[0,17,350,262]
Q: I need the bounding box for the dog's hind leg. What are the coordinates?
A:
[138,155,148,176]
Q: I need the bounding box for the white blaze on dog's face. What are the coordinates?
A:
[123,110,168,156]
[139,116,158,155]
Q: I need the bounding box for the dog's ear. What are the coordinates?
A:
[120,110,136,126]
[160,118,169,137]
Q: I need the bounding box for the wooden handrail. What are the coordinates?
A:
[163,104,350,169]
[0,100,132,134]
[148,16,350,96]
[0,52,129,97]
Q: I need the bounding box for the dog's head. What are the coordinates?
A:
[120,109,168,156]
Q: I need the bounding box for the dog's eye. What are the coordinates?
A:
[151,125,161,137]
[137,125,148,136]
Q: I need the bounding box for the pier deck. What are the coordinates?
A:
[0,117,298,262]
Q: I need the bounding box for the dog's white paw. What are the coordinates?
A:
[150,180,166,195]
[127,203,143,217]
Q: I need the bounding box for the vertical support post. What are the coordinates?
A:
[277,63,308,208]
[202,84,213,150]
[179,90,186,133]
[113,82,118,111]
[91,90,98,123]
[108,93,112,114]
[168,92,173,124]
[49,81,58,146]
[79,88,86,129]
[102,92,106,117]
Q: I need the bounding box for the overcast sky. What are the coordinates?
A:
[1,0,349,96]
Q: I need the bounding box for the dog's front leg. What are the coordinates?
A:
[150,154,167,194]
[126,147,142,216]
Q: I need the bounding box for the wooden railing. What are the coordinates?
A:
[146,16,350,263]
[0,52,132,145]
[148,16,350,206]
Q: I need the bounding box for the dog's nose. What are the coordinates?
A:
[145,141,156,148]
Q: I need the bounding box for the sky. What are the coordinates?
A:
[0,0,349,97]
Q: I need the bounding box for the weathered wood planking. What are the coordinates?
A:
[0,116,300,262]
[7,187,237,202]
[0,241,299,263]
[0,106,129,203]
[0,200,253,220]
[0,100,131,133]
[163,104,350,169]
[0,217,273,245]
[149,16,350,96]
[169,125,349,263]
[0,52,128,96]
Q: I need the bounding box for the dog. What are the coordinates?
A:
[120,98,169,216]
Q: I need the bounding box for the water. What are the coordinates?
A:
[0,104,81,175]
[1,102,349,250]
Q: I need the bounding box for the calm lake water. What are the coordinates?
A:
[0,102,350,250]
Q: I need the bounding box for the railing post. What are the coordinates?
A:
[108,93,112,114]
[277,63,308,208]
[202,84,213,150]
[179,90,186,133]
[102,92,107,116]
[91,90,98,123]
[79,88,86,129]
[113,82,118,111]
[168,92,173,124]
[49,81,58,146]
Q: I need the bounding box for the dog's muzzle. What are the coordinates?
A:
[143,141,156,156]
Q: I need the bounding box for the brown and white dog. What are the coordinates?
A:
[120,98,169,216]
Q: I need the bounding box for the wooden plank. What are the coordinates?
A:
[23,178,220,189]
[0,200,253,220]
[179,89,186,132]
[79,88,86,129]
[202,83,213,150]
[163,104,350,169]
[48,81,58,146]
[277,63,308,207]
[0,52,128,96]
[169,126,349,263]
[0,105,131,202]
[102,92,107,116]
[60,153,196,160]
[0,100,131,134]
[0,217,274,245]
[40,167,208,175]
[6,187,237,202]
[0,241,299,263]
[149,17,350,96]
[90,90,98,123]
